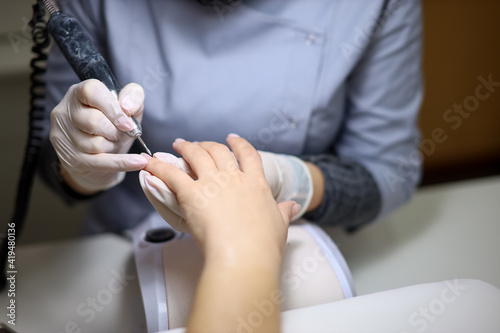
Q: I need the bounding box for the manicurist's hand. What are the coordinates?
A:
[50,79,148,194]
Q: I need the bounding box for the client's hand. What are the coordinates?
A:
[141,134,300,333]
[141,135,300,258]
[139,146,314,233]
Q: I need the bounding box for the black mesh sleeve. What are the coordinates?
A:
[301,154,382,232]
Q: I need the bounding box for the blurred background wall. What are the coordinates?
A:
[419,0,500,185]
[1,0,499,244]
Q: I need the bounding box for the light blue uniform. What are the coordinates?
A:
[43,0,423,233]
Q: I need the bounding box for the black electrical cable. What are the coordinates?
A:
[0,1,50,290]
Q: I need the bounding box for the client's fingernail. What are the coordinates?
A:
[174,138,186,143]
[228,133,240,138]
[292,203,302,217]
[154,152,178,165]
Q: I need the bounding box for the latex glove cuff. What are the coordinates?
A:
[260,151,313,220]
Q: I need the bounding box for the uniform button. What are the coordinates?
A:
[145,228,176,243]
[305,33,316,45]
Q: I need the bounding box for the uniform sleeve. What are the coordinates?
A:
[37,0,105,202]
[302,154,381,232]
[304,0,423,228]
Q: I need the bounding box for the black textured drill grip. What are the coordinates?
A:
[47,12,120,92]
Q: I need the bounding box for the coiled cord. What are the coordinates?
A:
[0,0,50,290]
[42,0,60,15]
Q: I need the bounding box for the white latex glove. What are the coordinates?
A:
[139,153,193,232]
[258,151,313,219]
[50,79,148,193]
[140,150,313,232]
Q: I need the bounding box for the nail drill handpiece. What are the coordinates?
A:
[42,0,151,155]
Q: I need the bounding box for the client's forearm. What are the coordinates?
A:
[187,251,282,333]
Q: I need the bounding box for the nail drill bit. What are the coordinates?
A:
[137,136,152,156]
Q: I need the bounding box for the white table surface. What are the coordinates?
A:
[0,235,147,333]
[325,175,500,296]
[1,176,500,332]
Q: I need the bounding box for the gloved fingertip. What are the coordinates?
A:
[115,116,135,132]
[177,158,193,174]
[139,170,152,189]
[139,169,151,178]
[146,173,172,192]
[120,93,143,114]
[141,152,152,160]
[130,154,148,167]
[143,173,161,193]
[144,173,174,203]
